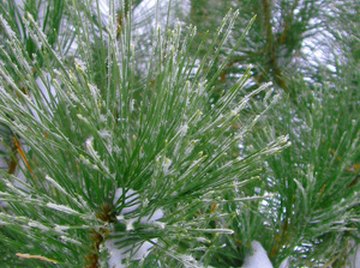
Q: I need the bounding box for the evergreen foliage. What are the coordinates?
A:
[0,0,359,267]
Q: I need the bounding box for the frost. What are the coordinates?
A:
[5,180,28,196]
[54,224,70,234]
[88,83,100,101]
[84,136,111,175]
[179,254,204,268]
[45,175,67,195]
[36,73,57,105]
[75,58,87,71]
[162,157,172,175]
[196,79,206,96]
[0,14,16,39]
[194,228,234,235]
[195,237,211,244]
[242,241,273,268]
[28,220,49,232]
[46,203,80,215]
[77,114,91,124]
[60,235,81,245]
[85,136,94,149]
[179,123,189,136]
[129,99,135,112]
[151,221,166,229]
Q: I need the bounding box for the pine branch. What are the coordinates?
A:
[0,2,290,266]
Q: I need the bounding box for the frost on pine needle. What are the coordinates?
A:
[161,157,172,175]
[46,202,81,216]
[0,2,292,266]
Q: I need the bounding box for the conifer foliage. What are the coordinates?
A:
[0,0,359,267]
[0,1,289,267]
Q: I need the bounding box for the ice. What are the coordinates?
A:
[242,241,273,268]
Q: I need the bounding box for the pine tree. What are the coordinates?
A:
[189,0,360,267]
[0,1,359,268]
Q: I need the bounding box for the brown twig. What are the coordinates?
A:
[13,136,33,175]
[84,203,115,268]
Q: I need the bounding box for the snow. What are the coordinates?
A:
[106,239,127,268]
[0,141,7,170]
[140,208,164,224]
[106,188,164,268]
[31,72,57,121]
[279,257,290,268]
[346,243,360,268]
[113,188,140,214]
[242,241,273,268]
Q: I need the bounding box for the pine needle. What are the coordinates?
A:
[16,253,59,264]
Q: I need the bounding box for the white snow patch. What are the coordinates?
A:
[106,239,126,268]
[106,188,164,268]
[31,72,57,121]
[113,188,140,214]
[346,242,360,268]
[242,241,273,268]
[0,141,8,170]
[279,257,290,268]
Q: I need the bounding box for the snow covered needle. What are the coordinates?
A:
[0,1,289,267]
